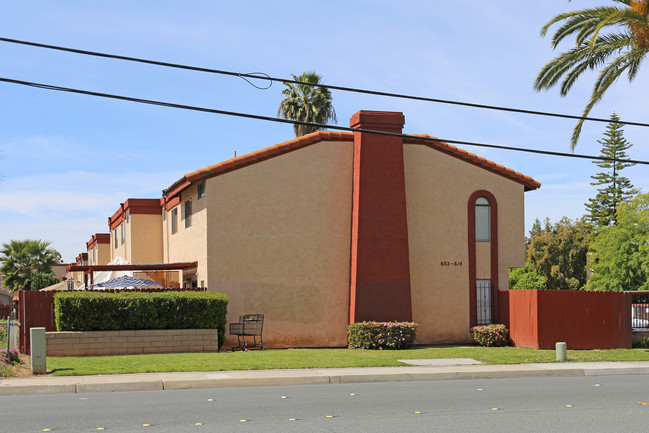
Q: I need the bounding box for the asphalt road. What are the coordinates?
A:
[2,375,649,432]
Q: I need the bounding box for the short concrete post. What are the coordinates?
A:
[556,342,567,361]
[30,327,47,374]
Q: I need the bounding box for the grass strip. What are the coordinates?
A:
[45,346,649,376]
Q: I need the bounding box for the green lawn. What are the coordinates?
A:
[45,346,649,376]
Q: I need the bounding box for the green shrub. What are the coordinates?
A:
[54,291,229,348]
[347,321,417,350]
[509,267,545,290]
[30,272,61,291]
[0,348,20,377]
[633,337,649,348]
[471,324,509,347]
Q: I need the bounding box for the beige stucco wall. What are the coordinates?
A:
[205,141,354,348]
[89,243,111,266]
[111,215,163,265]
[110,224,124,262]
[163,183,208,286]
[404,144,526,344]
[95,243,111,266]
[129,214,163,264]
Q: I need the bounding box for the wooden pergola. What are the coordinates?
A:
[65,262,198,288]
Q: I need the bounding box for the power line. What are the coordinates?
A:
[1,75,647,166]
[1,36,648,129]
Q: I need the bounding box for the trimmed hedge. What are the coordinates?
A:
[471,324,509,347]
[54,291,229,348]
[347,321,417,350]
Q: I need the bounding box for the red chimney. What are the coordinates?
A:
[349,111,413,323]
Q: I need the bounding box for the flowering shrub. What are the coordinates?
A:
[0,348,20,377]
[471,324,509,347]
[347,321,417,350]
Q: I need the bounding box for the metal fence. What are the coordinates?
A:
[1,316,19,352]
[632,292,649,328]
[476,280,492,325]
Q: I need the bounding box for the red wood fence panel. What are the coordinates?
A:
[501,289,631,350]
[18,290,56,355]
[501,289,539,349]
[0,304,13,318]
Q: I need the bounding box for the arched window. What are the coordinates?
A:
[475,197,491,241]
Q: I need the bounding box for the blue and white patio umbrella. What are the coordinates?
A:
[94,275,163,289]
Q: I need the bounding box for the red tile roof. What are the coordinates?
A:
[162,131,352,199]
[163,130,540,199]
[404,135,541,191]
[185,131,352,182]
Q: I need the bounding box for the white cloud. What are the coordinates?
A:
[0,170,184,261]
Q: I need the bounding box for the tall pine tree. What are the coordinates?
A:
[585,113,637,229]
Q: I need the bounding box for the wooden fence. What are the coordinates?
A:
[18,290,56,355]
[17,287,208,355]
[0,304,13,318]
[499,289,632,349]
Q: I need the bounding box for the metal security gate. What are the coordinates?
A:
[476,279,492,325]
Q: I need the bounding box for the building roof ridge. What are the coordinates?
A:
[404,134,541,191]
[162,131,354,199]
[162,129,540,200]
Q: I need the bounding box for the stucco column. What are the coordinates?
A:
[349,111,413,323]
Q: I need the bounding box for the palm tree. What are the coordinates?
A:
[277,71,337,137]
[0,239,62,292]
[534,0,649,150]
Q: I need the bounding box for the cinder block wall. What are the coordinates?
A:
[46,329,220,356]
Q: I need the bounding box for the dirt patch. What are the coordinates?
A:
[7,355,36,379]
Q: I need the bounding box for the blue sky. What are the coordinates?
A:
[1,1,648,262]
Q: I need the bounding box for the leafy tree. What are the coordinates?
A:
[0,240,62,293]
[30,272,61,291]
[526,218,543,248]
[586,193,649,291]
[585,113,637,228]
[534,0,649,149]
[509,264,546,290]
[277,71,337,137]
[526,217,590,290]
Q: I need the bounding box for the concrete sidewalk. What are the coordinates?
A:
[2,361,649,396]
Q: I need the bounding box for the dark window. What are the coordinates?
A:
[475,197,491,242]
[184,198,192,229]
[171,208,178,234]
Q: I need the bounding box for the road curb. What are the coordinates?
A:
[2,364,649,396]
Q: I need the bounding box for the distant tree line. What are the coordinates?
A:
[0,239,62,293]
[510,114,645,291]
